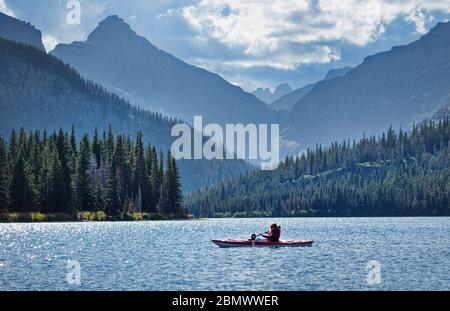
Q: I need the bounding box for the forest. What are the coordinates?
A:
[186,119,450,217]
[0,37,252,192]
[0,126,185,221]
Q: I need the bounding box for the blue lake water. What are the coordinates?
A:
[1,217,449,291]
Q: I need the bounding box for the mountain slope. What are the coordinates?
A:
[51,15,277,126]
[186,120,450,217]
[0,12,45,51]
[323,66,353,81]
[285,22,450,148]
[271,83,315,111]
[271,67,352,111]
[430,104,450,121]
[0,37,251,191]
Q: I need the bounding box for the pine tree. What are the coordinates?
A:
[104,159,121,217]
[92,128,101,169]
[10,150,31,212]
[106,125,114,164]
[0,139,10,212]
[18,128,28,158]
[9,129,17,164]
[68,126,77,175]
[40,138,51,212]
[47,146,63,213]
[169,153,183,214]
[149,146,160,211]
[74,134,93,212]
[27,131,43,211]
[132,131,151,212]
[55,129,72,212]
[161,152,183,214]
[93,183,103,212]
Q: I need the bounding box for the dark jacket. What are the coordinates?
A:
[262,227,281,242]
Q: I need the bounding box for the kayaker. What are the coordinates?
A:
[261,223,281,242]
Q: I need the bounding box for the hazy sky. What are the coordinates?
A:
[2,0,450,91]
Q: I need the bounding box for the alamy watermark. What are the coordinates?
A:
[66,260,81,285]
[366,260,382,286]
[171,116,280,170]
[66,0,81,25]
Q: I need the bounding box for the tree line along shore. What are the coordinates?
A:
[0,126,189,222]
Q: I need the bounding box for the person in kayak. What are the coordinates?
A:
[261,224,281,242]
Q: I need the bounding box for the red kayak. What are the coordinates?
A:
[212,239,314,248]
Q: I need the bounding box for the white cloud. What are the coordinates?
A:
[179,0,450,69]
[0,0,14,17]
[406,7,434,34]
[221,46,341,70]
[43,1,107,52]
[42,34,59,52]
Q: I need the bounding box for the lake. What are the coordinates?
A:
[1,217,449,291]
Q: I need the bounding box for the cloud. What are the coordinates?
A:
[42,34,59,52]
[222,45,341,70]
[0,0,14,16]
[45,0,107,51]
[178,0,450,69]
[5,0,450,90]
[406,7,434,34]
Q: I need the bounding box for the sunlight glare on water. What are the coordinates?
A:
[0,217,449,290]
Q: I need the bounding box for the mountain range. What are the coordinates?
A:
[252,83,292,104]
[0,16,251,192]
[47,15,450,153]
[285,22,450,148]
[2,11,450,193]
[271,66,353,111]
[51,15,277,127]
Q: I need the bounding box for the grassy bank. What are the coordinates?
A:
[0,212,194,223]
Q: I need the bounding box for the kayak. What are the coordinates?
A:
[212,239,314,248]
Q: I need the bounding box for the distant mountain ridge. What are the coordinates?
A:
[186,120,450,217]
[323,66,353,81]
[252,83,292,104]
[0,12,45,51]
[51,15,278,127]
[271,66,352,111]
[285,21,450,148]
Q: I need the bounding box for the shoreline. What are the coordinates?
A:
[1,214,449,223]
[0,212,194,223]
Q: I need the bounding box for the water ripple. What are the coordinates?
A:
[0,217,449,290]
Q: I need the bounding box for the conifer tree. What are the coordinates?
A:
[27,131,43,210]
[68,126,77,175]
[74,134,93,212]
[10,150,31,212]
[0,139,10,212]
[132,131,151,212]
[0,126,186,218]
[92,128,101,169]
[47,145,63,213]
[9,129,17,164]
[161,152,183,214]
[104,158,120,217]
[55,129,72,211]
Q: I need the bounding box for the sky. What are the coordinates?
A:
[2,0,450,91]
